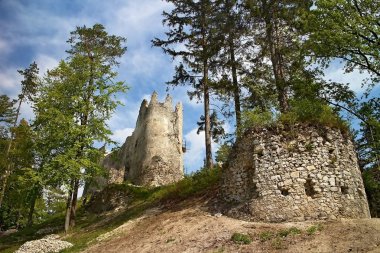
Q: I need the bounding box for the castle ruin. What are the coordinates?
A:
[102,92,184,187]
[221,125,371,222]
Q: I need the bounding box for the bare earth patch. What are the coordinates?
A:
[83,198,380,253]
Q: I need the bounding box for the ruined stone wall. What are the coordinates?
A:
[102,92,184,186]
[221,125,370,222]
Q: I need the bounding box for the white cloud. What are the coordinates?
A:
[110,0,171,42]
[184,128,205,172]
[323,64,370,93]
[19,102,34,122]
[35,54,59,74]
[111,127,134,145]
[0,68,22,97]
[0,38,11,54]
[184,127,220,173]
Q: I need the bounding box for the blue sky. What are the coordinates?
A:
[0,0,377,173]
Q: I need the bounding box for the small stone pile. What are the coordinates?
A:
[15,234,73,253]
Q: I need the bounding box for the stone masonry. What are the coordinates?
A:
[221,125,371,222]
[102,92,184,187]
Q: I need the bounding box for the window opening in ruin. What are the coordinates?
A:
[304,178,316,198]
[280,188,289,196]
[341,186,349,194]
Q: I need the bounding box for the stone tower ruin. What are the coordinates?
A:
[102,92,184,187]
[221,125,370,222]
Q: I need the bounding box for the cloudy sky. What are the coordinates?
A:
[0,0,376,173]
[0,0,218,173]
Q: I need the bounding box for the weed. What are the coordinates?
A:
[166,238,175,243]
[259,231,274,242]
[271,237,286,249]
[212,247,225,253]
[305,142,314,152]
[231,232,252,244]
[277,227,301,237]
[306,224,323,235]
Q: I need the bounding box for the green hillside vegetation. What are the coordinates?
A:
[0,168,221,252]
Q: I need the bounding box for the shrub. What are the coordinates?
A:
[240,109,275,135]
[279,99,349,133]
[231,232,252,244]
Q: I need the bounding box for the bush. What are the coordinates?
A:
[363,168,380,217]
[279,99,349,133]
[240,109,275,134]
[231,232,252,244]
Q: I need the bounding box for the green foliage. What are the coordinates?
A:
[0,120,39,230]
[306,0,380,91]
[197,111,225,143]
[363,168,380,217]
[32,24,127,230]
[280,99,349,133]
[259,231,274,242]
[306,224,323,235]
[231,232,252,245]
[240,109,275,133]
[150,167,221,201]
[356,98,380,169]
[152,0,220,168]
[271,237,286,249]
[277,227,302,237]
[215,143,232,164]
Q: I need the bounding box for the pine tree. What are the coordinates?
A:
[153,0,221,168]
[0,62,39,208]
[246,0,313,112]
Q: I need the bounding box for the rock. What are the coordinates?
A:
[15,235,73,253]
[290,171,299,178]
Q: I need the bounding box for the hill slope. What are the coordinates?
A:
[82,196,380,253]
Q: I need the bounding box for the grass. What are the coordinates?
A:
[258,226,306,250]
[306,224,323,235]
[259,231,275,242]
[231,232,252,245]
[277,227,302,237]
[1,168,221,253]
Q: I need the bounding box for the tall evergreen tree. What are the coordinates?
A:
[245,0,313,112]
[153,0,221,168]
[212,0,250,130]
[0,62,39,208]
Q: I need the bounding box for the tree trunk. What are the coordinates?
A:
[27,185,39,226]
[228,36,241,130]
[0,99,23,208]
[64,180,74,233]
[69,179,79,228]
[81,180,90,206]
[203,60,213,169]
[264,1,289,113]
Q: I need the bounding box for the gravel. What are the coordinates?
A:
[15,234,73,253]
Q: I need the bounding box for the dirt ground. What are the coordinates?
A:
[83,197,380,253]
